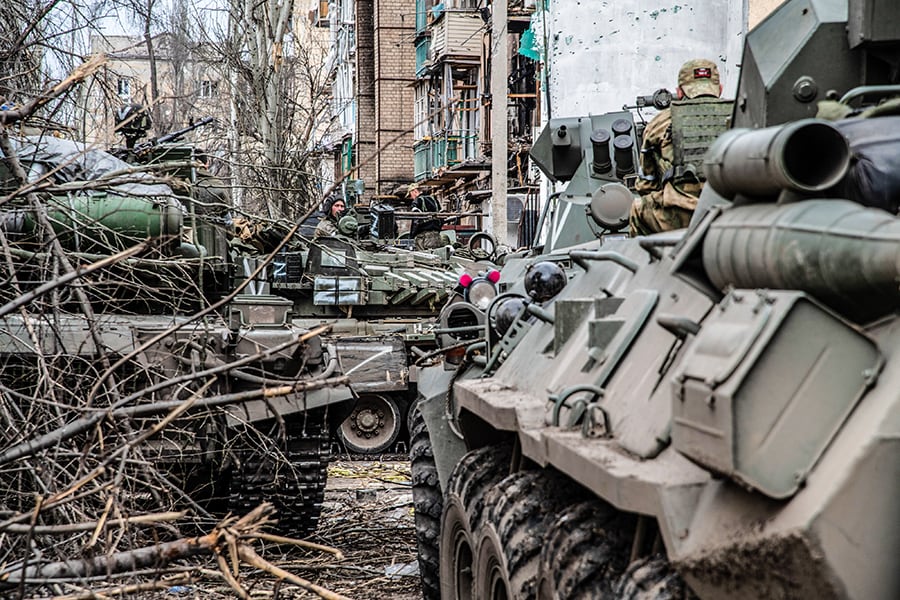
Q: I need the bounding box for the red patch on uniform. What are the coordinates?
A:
[693,67,712,79]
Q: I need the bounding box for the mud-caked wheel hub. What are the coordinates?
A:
[338,394,402,454]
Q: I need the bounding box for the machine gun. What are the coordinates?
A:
[626,87,673,111]
[623,88,674,140]
[134,116,215,155]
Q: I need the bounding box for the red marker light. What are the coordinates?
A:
[459,273,473,288]
[486,270,501,283]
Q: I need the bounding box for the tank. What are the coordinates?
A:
[408,1,900,598]
[0,134,355,537]
[242,204,495,455]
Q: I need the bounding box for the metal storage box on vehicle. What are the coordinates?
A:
[671,289,882,498]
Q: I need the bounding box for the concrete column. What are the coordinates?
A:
[489,0,507,243]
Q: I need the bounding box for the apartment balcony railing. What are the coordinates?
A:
[415,37,431,78]
[415,0,428,34]
[413,129,478,181]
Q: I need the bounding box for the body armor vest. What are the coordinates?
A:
[670,98,734,181]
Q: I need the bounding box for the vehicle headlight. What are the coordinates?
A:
[466,279,497,310]
[524,261,567,302]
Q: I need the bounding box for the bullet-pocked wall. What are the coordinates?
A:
[540,0,747,118]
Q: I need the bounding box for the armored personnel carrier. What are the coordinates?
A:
[409,0,900,598]
[0,134,355,536]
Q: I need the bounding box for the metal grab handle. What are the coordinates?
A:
[839,84,900,105]
[550,384,605,427]
[569,250,639,273]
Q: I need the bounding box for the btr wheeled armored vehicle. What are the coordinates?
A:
[409,1,900,598]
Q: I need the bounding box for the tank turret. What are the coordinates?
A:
[0,134,354,540]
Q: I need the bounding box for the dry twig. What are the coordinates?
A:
[2,503,352,600]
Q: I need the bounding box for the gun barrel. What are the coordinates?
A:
[157,116,215,145]
[702,200,900,320]
[704,119,850,199]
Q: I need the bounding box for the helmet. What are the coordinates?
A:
[115,103,152,137]
[323,194,343,213]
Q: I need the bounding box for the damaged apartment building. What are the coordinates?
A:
[329,0,541,245]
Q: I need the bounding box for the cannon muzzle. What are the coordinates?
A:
[704,119,851,199]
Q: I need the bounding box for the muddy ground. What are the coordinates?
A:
[140,459,421,600]
[303,459,421,599]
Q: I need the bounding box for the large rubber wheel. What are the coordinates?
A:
[408,403,442,600]
[536,501,633,599]
[614,554,689,599]
[228,415,330,537]
[474,470,587,599]
[440,445,512,600]
[338,393,402,454]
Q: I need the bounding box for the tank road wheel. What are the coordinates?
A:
[614,554,688,600]
[440,445,512,600]
[228,416,330,537]
[338,393,402,454]
[408,403,442,600]
[536,501,633,599]
[475,470,587,599]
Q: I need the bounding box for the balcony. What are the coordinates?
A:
[413,129,479,181]
[415,37,431,78]
[429,10,482,61]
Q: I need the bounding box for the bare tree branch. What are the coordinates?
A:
[0,54,106,125]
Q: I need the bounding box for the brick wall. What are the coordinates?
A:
[355,0,377,192]
[373,0,416,195]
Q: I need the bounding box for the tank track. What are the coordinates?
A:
[228,416,330,538]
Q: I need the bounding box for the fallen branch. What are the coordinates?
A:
[0,504,352,600]
[0,511,186,535]
[44,572,193,600]
[0,530,219,587]
[254,531,345,560]
[113,374,350,419]
[0,325,335,467]
[238,545,352,600]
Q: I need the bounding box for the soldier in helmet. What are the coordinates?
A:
[314,194,346,239]
[630,58,724,236]
[114,103,152,150]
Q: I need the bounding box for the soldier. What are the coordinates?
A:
[407,183,448,250]
[314,195,346,239]
[630,58,723,236]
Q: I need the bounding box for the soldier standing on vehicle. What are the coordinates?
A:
[314,195,346,239]
[407,183,449,250]
[630,58,724,236]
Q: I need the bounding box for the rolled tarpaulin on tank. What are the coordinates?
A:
[702,199,900,321]
[704,119,851,199]
[25,194,184,252]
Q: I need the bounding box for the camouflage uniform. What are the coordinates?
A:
[629,109,703,235]
[629,58,721,236]
[414,230,445,250]
[314,217,339,239]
